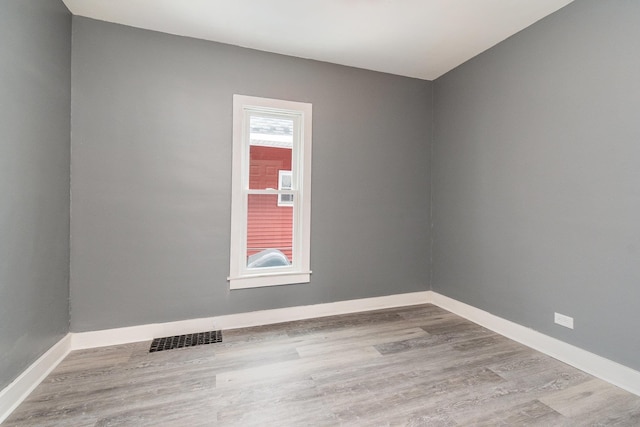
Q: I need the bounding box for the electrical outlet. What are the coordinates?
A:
[554,312,574,329]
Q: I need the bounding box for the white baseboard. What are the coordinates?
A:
[72,291,432,350]
[0,334,72,424]
[428,291,640,397]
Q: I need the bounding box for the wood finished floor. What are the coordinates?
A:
[4,304,640,426]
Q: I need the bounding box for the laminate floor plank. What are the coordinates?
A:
[4,304,639,426]
[540,378,640,419]
[463,399,566,427]
[327,366,507,425]
[449,363,592,425]
[216,346,382,390]
[486,350,566,381]
[297,326,429,357]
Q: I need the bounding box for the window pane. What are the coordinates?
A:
[278,170,293,207]
[249,116,293,190]
[246,193,294,268]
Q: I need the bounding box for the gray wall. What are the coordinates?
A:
[0,1,71,388]
[434,0,640,371]
[70,18,432,331]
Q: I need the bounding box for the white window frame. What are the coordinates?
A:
[228,95,312,289]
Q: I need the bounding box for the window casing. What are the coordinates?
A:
[229,95,312,289]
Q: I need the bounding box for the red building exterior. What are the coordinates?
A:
[247,145,293,262]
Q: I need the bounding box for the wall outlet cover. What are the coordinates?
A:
[554,312,574,329]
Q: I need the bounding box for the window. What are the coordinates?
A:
[229,95,312,289]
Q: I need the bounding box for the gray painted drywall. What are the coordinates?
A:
[70,17,432,331]
[434,0,640,370]
[0,0,71,388]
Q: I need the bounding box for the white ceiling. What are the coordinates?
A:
[62,0,574,80]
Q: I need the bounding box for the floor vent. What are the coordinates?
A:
[149,330,222,353]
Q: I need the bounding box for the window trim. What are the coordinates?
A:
[228,95,312,289]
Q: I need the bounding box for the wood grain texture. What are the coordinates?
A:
[4,304,639,426]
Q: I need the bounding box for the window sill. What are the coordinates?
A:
[228,271,311,290]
